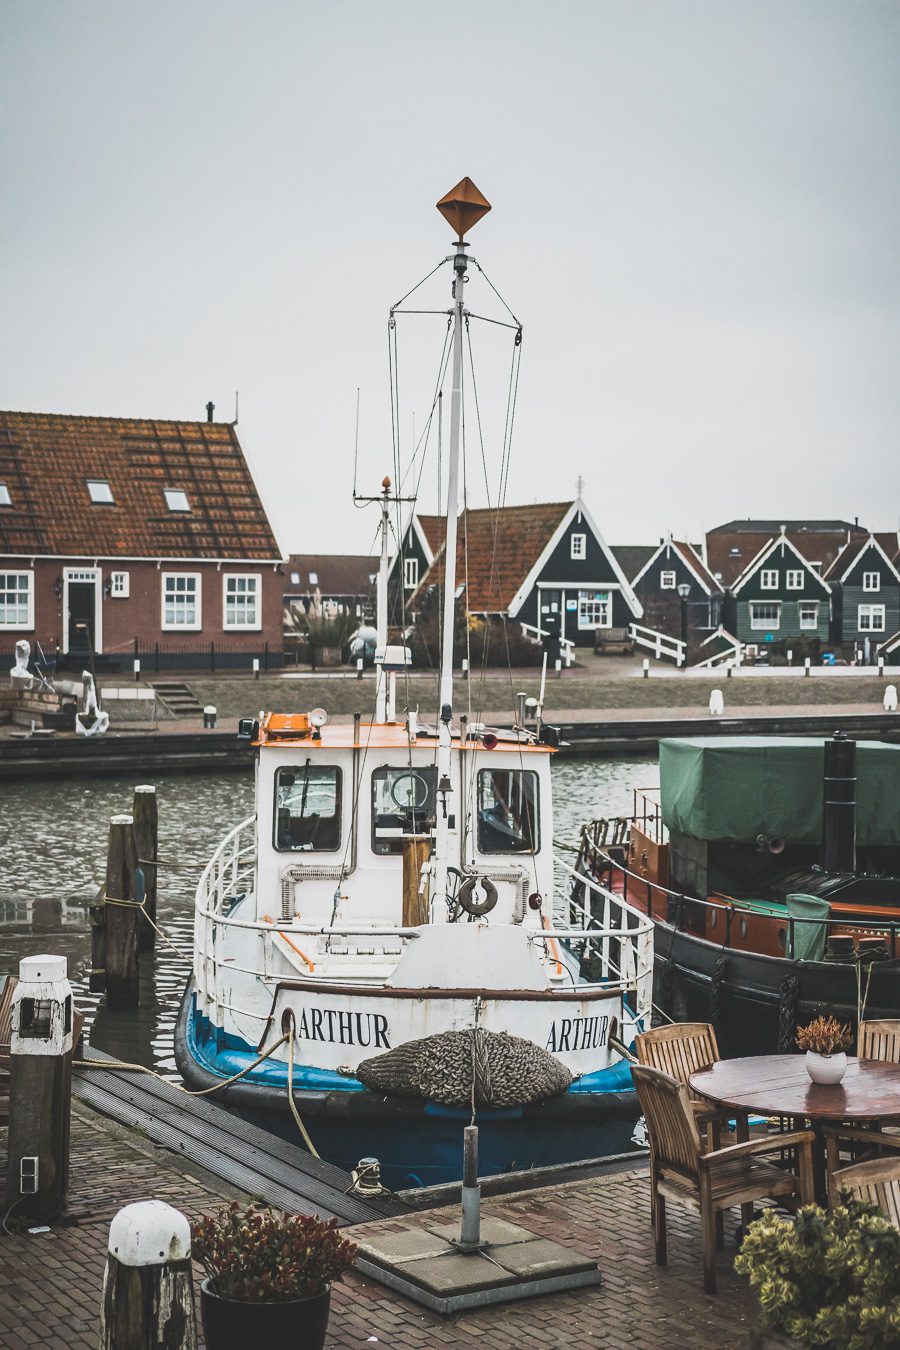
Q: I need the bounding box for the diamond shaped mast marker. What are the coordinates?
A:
[436,177,491,240]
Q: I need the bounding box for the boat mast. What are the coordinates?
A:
[432,179,491,912]
[375,476,391,723]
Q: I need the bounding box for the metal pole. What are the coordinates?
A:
[458,1125,482,1251]
[375,479,390,723]
[433,239,468,915]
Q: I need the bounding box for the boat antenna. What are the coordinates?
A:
[432,176,491,913]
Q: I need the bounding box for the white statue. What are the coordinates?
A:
[9,640,34,691]
[75,670,110,737]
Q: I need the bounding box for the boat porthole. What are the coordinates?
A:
[778,927,786,951]
[739,918,748,938]
[709,911,717,929]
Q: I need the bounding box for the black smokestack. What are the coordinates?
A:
[822,732,856,874]
[206,401,215,423]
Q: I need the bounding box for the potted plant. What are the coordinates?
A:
[191,1203,357,1350]
[795,1014,852,1084]
[736,1197,900,1348]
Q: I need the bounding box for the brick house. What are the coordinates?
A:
[0,411,284,672]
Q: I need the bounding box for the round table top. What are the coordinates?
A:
[690,1055,900,1123]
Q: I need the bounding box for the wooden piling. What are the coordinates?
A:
[105,815,141,1009]
[132,786,158,954]
[100,1201,196,1349]
[402,836,430,927]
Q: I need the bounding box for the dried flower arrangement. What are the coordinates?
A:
[191,1204,357,1302]
[795,1015,852,1058]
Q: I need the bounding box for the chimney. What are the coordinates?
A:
[206,401,215,423]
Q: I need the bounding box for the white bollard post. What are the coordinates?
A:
[100,1201,196,1349]
[879,657,885,679]
[202,705,217,729]
[804,657,811,678]
[726,659,733,678]
[884,685,898,713]
[356,656,364,680]
[787,650,793,667]
[709,689,724,717]
[642,658,650,679]
[252,657,260,680]
[133,658,141,682]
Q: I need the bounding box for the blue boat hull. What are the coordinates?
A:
[174,983,640,1189]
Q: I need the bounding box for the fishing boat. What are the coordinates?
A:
[174,179,654,1188]
[576,732,900,1058]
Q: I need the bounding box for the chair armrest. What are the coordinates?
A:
[822,1125,900,1151]
[700,1130,815,1167]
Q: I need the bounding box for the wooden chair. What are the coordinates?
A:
[632,1064,815,1294]
[635,1022,744,1147]
[859,1020,900,1063]
[829,1152,900,1228]
[824,1124,900,1199]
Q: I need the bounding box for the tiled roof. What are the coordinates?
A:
[610,544,656,583]
[670,540,724,594]
[706,528,865,587]
[413,501,573,612]
[710,519,864,535]
[825,533,900,581]
[285,554,376,594]
[0,411,280,559]
[417,515,446,556]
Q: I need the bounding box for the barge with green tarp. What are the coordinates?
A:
[577,734,900,1057]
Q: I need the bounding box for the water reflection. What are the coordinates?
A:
[0,754,655,1073]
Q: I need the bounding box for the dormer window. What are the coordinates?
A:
[570,533,587,561]
[87,479,114,504]
[308,572,318,586]
[0,484,10,506]
[290,572,300,585]
[164,488,191,512]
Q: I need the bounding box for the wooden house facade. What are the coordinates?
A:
[729,532,831,646]
[824,533,900,652]
[0,410,284,672]
[630,536,723,649]
[387,513,443,627]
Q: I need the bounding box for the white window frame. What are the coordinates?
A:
[223,573,261,631]
[161,572,202,631]
[749,601,781,630]
[862,572,880,593]
[760,569,778,590]
[858,604,885,633]
[577,589,612,630]
[163,487,191,513]
[0,570,34,630]
[87,478,114,504]
[786,569,804,590]
[570,533,587,561]
[403,557,419,590]
[660,570,676,590]
[109,571,130,598]
[0,484,11,507]
[798,602,819,630]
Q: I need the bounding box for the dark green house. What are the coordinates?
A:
[729,530,831,646]
[824,532,900,654]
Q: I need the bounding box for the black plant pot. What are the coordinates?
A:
[199,1280,331,1350]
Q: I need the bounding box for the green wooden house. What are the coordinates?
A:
[729,530,831,646]
[824,532,900,653]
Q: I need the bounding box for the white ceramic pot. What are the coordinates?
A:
[805,1050,847,1085]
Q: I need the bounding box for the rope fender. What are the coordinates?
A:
[777,972,801,1053]
[709,954,726,1033]
[354,1027,573,1109]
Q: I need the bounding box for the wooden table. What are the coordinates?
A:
[691,1055,900,1202]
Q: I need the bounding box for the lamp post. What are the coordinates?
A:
[677,581,690,662]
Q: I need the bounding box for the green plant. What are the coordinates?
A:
[736,1198,900,1348]
[796,1015,852,1056]
[191,1203,357,1302]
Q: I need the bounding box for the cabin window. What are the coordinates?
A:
[161,573,201,629]
[0,571,33,628]
[786,570,804,590]
[660,570,676,590]
[749,601,780,630]
[223,574,261,630]
[477,769,540,854]
[863,572,880,593]
[371,766,437,855]
[858,604,885,633]
[109,571,129,598]
[577,589,612,629]
[760,569,778,590]
[274,765,342,852]
[570,533,586,561]
[403,557,419,590]
[798,602,819,630]
[87,479,114,504]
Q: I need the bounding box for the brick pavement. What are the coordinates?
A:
[0,1104,758,1349]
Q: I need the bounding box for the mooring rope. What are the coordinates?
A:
[74,1032,291,1096]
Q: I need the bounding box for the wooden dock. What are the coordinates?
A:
[0,728,252,781]
[72,1047,402,1225]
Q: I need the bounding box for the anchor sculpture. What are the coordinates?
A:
[9,639,35,691]
[75,670,110,737]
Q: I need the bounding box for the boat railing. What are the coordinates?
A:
[579,826,900,961]
[551,857,654,1021]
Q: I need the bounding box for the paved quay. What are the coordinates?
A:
[0,1101,757,1349]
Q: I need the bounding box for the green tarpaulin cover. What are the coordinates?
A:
[659,737,900,846]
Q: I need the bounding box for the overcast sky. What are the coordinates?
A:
[3,1,898,556]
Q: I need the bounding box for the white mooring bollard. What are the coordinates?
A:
[885,684,898,713]
[709,689,724,717]
[100,1201,196,1349]
[456,1125,484,1252]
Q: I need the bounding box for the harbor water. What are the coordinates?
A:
[0,753,655,1075]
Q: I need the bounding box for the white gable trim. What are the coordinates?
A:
[732,535,831,597]
[631,537,719,596]
[836,535,900,585]
[507,501,643,619]
[389,511,438,578]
